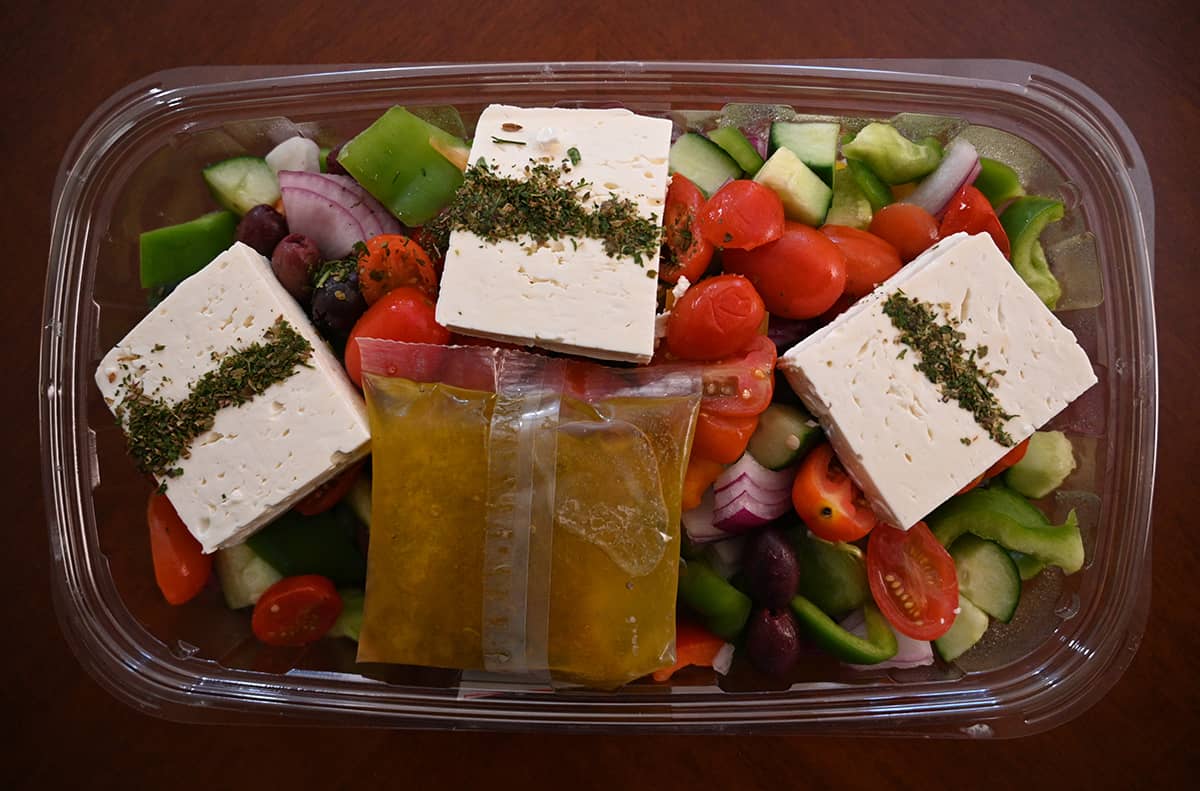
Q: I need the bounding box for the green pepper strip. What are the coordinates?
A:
[842,123,943,185]
[677,558,752,640]
[999,196,1065,309]
[791,597,898,665]
[974,157,1025,208]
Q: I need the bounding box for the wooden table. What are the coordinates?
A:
[6,0,1196,786]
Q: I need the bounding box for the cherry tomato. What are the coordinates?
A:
[722,222,847,319]
[682,456,726,511]
[252,575,343,647]
[868,203,940,263]
[660,174,715,284]
[147,493,212,606]
[939,185,1011,258]
[819,225,903,298]
[867,522,959,641]
[956,472,986,496]
[344,287,451,387]
[691,410,759,464]
[666,274,766,361]
[816,293,857,326]
[294,461,365,516]
[356,234,439,305]
[986,437,1030,478]
[697,180,785,250]
[791,443,877,542]
[695,335,777,418]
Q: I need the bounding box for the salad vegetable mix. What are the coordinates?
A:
[95,101,1096,687]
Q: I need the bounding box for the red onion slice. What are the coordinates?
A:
[714,453,796,494]
[682,488,726,545]
[278,171,401,241]
[902,138,980,217]
[713,489,791,533]
[279,186,366,259]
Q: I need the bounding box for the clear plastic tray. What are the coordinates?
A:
[40,61,1156,736]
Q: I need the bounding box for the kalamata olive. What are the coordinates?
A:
[270,233,322,303]
[745,607,802,677]
[326,142,348,175]
[743,526,800,609]
[311,263,367,338]
[236,204,289,256]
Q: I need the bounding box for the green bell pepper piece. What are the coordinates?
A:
[974,157,1025,208]
[246,503,367,587]
[842,123,943,184]
[337,106,466,226]
[824,164,875,229]
[678,558,752,640]
[1000,196,1065,309]
[928,484,1084,574]
[139,210,237,289]
[790,530,869,618]
[1010,551,1047,581]
[791,597,898,665]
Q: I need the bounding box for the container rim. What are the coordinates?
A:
[40,60,1157,737]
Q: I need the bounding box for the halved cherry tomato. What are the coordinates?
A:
[819,225,903,298]
[956,472,986,496]
[652,619,729,682]
[666,274,766,361]
[697,180,785,251]
[251,574,343,647]
[939,185,1011,258]
[722,223,847,319]
[691,410,759,464]
[791,443,877,542]
[295,461,365,516]
[660,174,715,284]
[986,437,1030,478]
[868,203,939,263]
[356,234,439,305]
[682,456,726,511]
[344,286,451,387]
[147,493,212,605]
[867,521,959,641]
[695,335,777,418]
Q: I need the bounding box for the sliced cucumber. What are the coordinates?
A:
[845,158,893,212]
[214,542,283,609]
[769,121,839,186]
[1005,430,1076,499]
[668,133,742,197]
[934,596,989,662]
[202,156,280,216]
[746,402,822,470]
[824,164,874,229]
[753,147,832,226]
[949,535,1021,623]
[706,126,765,176]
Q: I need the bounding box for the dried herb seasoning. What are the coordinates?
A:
[882,290,1016,447]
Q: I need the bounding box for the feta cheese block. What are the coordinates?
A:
[780,232,1097,529]
[435,104,672,363]
[95,242,371,553]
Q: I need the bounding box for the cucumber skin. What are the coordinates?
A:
[934,596,989,662]
[753,147,832,226]
[706,126,765,176]
[950,535,1021,623]
[202,156,280,216]
[669,133,742,197]
[769,122,839,186]
[746,402,822,471]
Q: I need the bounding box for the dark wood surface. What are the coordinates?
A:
[6,0,1197,786]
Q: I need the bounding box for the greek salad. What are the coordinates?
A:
[95,100,1095,685]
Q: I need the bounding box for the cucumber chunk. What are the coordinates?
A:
[669,133,742,197]
[214,542,283,610]
[753,147,832,226]
[202,156,280,216]
[706,126,765,176]
[139,210,237,289]
[746,402,822,470]
[769,121,839,186]
[934,596,989,662]
[1005,430,1076,499]
[949,535,1021,623]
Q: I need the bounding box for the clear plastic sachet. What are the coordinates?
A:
[355,341,702,688]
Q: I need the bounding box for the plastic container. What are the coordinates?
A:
[40,61,1156,736]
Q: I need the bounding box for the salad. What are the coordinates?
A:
[95,99,1095,687]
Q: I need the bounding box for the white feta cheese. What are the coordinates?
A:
[435,105,672,363]
[95,242,370,553]
[780,232,1097,529]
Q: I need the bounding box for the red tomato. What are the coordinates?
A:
[697,180,785,250]
[819,225,903,298]
[986,437,1030,478]
[344,287,451,387]
[660,174,715,284]
[695,335,777,418]
[868,203,940,263]
[816,293,857,326]
[652,619,728,682]
[252,575,343,647]
[791,443,877,542]
[867,522,959,641]
[294,461,365,516]
[691,410,759,464]
[147,493,212,606]
[356,234,439,305]
[939,185,1011,258]
[722,222,847,319]
[666,274,766,361]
